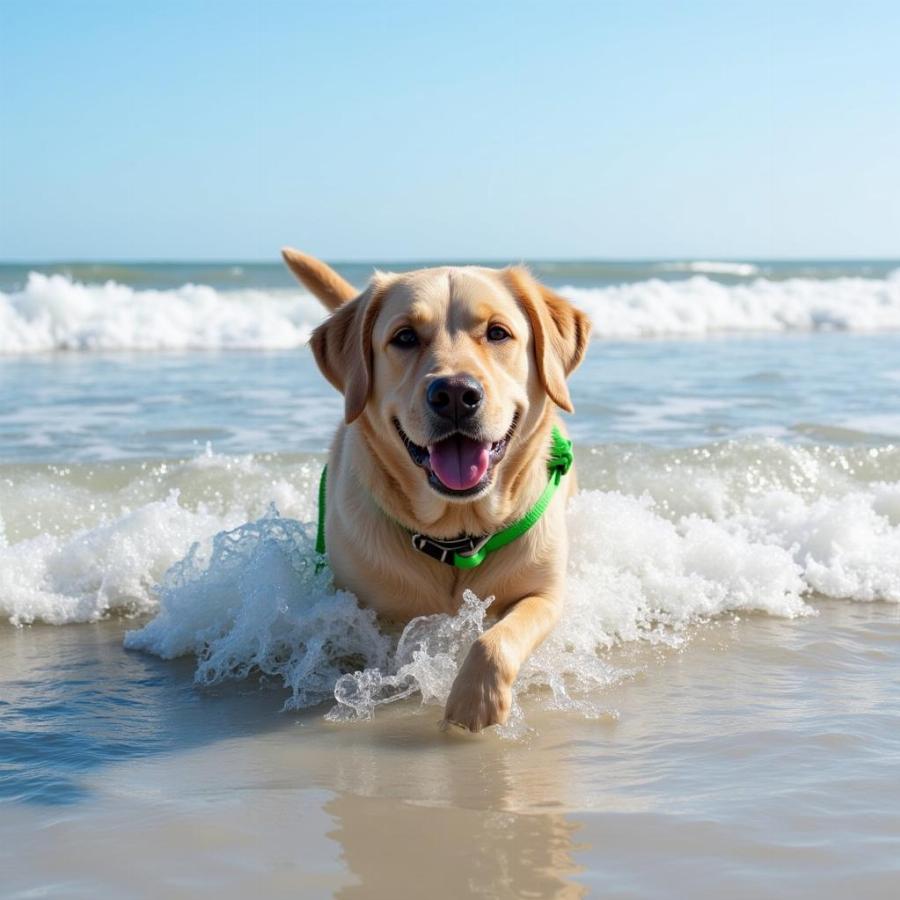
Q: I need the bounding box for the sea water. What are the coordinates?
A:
[1,260,899,897]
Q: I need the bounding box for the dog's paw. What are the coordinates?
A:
[442,638,513,733]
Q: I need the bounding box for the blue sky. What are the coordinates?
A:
[1,0,898,261]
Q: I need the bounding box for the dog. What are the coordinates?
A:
[282,248,590,732]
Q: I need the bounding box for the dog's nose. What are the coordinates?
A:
[426,375,484,422]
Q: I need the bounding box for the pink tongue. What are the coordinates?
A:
[428,435,491,491]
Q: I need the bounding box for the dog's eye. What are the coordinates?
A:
[390,327,419,348]
[486,324,511,343]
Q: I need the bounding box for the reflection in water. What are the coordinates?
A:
[1,600,899,898]
[328,793,583,899]
[322,722,586,899]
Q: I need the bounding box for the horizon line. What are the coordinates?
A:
[2,255,899,266]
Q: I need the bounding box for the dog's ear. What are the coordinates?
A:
[309,282,385,424]
[281,247,357,311]
[503,267,591,413]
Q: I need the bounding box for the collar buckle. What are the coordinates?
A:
[410,532,491,566]
[455,533,492,558]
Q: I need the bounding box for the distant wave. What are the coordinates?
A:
[563,270,900,338]
[0,273,323,354]
[658,260,760,276]
[2,270,900,354]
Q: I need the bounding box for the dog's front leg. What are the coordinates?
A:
[442,593,562,733]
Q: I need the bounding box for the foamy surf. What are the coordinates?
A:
[658,260,761,276]
[0,452,323,625]
[2,444,898,728]
[3,270,900,354]
[0,273,322,354]
[563,272,900,337]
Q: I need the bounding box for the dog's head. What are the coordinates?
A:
[283,248,590,506]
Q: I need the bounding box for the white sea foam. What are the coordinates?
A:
[3,271,900,354]
[0,273,323,354]
[659,261,760,276]
[3,445,898,728]
[562,275,900,338]
[0,453,322,625]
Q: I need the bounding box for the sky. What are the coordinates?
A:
[1,0,898,262]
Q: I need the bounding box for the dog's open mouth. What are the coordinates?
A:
[394,416,518,497]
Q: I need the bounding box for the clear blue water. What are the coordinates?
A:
[2,258,899,293]
[1,333,898,464]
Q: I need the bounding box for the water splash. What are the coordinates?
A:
[125,507,392,710]
[327,591,493,721]
[3,441,898,732]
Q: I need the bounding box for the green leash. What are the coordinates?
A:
[315,426,572,571]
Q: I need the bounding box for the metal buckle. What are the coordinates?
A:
[410,532,491,566]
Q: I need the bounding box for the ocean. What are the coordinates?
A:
[1,259,899,897]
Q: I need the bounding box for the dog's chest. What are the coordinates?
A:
[332,527,549,622]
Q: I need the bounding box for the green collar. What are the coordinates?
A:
[315,426,573,571]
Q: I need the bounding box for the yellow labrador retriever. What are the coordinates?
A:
[282,248,590,731]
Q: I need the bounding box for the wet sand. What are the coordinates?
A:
[2,598,898,899]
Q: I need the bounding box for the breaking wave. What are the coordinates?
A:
[2,443,898,729]
[657,260,760,276]
[564,271,900,338]
[3,270,900,354]
[0,273,321,353]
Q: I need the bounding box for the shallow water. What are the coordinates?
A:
[1,259,899,896]
[2,601,898,898]
[1,332,899,464]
